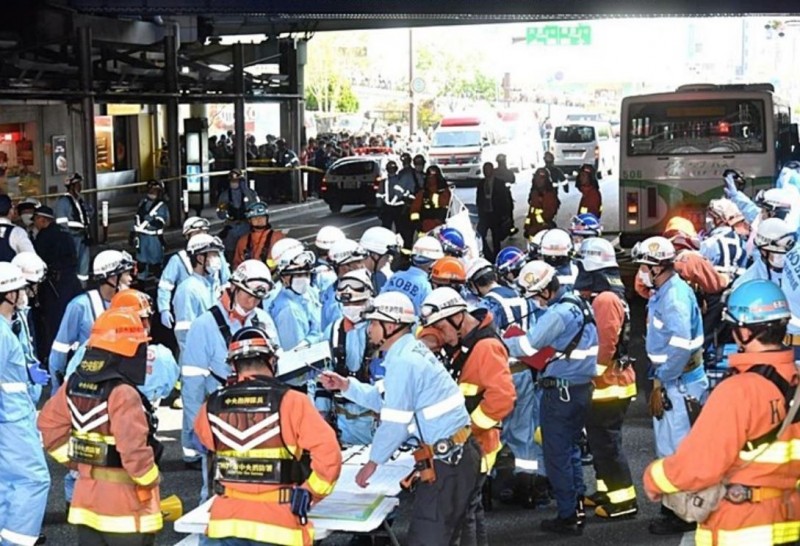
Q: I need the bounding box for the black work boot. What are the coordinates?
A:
[532,474,553,507]
[648,509,696,535]
[596,499,639,519]
[583,491,609,508]
[541,515,583,536]
[513,473,537,509]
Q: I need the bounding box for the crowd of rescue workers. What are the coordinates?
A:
[1,147,800,546]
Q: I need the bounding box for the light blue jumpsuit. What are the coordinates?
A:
[48,289,108,391]
[180,302,277,475]
[0,317,49,546]
[483,286,544,476]
[173,273,217,354]
[343,333,470,465]
[380,265,432,314]
[554,261,578,293]
[66,342,179,405]
[156,250,230,316]
[13,308,43,405]
[315,319,376,445]
[269,286,323,389]
[132,197,169,280]
[732,257,783,290]
[320,283,343,332]
[312,260,337,294]
[54,193,91,283]
[645,273,708,458]
[504,289,599,519]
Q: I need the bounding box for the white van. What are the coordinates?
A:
[550,120,617,176]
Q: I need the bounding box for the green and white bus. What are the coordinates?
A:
[618,83,795,247]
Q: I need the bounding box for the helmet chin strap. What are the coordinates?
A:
[733,326,760,349]
[446,313,465,337]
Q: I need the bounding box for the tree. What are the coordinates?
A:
[305,75,359,113]
[305,33,368,114]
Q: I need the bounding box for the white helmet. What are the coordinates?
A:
[577,238,618,272]
[336,269,375,303]
[0,262,27,293]
[230,259,273,299]
[631,236,676,266]
[360,226,403,256]
[755,218,797,253]
[411,236,444,265]
[328,239,368,267]
[756,187,793,216]
[362,291,416,324]
[182,216,210,238]
[93,250,135,280]
[516,261,556,296]
[708,198,744,227]
[540,228,573,258]
[420,287,468,326]
[269,238,305,270]
[527,229,549,258]
[277,246,315,275]
[11,252,47,284]
[466,257,494,283]
[187,233,224,256]
[315,226,345,251]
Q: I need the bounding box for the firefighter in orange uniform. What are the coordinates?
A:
[576,164,602,219]
[194,326,342,546]
[644,278,800,545]
[419,287,516,546]
[232,201,285,268]
[38,308,162,546]
[410,165,452,234]
[524,167,560,239]
[574,238,638,519]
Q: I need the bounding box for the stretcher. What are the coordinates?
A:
[175,445,413,545]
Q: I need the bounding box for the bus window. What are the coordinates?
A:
[776,105,792,166]
[626,99,766,156]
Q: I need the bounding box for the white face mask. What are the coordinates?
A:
[20,213,33,227]
[290,276,310,295]
[233,301,253,318]
[768,252,786,270]
[342,304,366,323]
[638,268,653,288]
[205,255,222,274]
[15,290,29,310]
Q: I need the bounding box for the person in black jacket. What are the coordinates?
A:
[476,162,515,262]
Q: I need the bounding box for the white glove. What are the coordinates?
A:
[161,310,174,329]
[724,174,737,198]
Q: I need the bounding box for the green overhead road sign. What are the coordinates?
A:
[526,24,592,46]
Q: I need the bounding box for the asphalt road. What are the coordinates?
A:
[39,171,696,545]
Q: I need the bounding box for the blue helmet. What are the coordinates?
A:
[570,213,602,237]
[245,201,269,219]
[723,279,791,326]
[437,227,467,257]
[495,246,526,277]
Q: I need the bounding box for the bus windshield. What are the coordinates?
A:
[432,130,482,148]
[626,99,766,156]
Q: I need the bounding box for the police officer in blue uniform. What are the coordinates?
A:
[0,262,49,546]
[466,257,547,507]
[130,179,169,282]
[381,235,441,313]
[181,259,278,475]
[217,169,259,260]
[54,172,93,283]
[0,194,34,261]
[504,260,599,536]
[320,291,480,546]
[632,236,708,535]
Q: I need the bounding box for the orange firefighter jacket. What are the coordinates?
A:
[524,190,559,238]
[591,291,636,401]
[634,250,728,300]
[447,311,516,472]
[194,375,342,546]
[578,186,603,218]
[644,349,800,546]
[233,228,285,268]
[38,382,162,534]
[410,188,451,233]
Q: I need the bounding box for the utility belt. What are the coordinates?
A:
[401,426,472,491]
[724,484,787,504]
[90,467,135,485]
[220,485,294,504]
[784,333,800,347]
[333,404,377,421]
[536,377,591,403]
[68,434,123,468]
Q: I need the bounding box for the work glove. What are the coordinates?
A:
[648,380,664,420]
[290,487,312,525]
[723,174,738,198]
[161,310,174,329]
[27,360,51,386]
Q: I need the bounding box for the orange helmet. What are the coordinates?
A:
[88,308,151,357]
[429,257,467,286]
[664,216,700,251]
[110,289,153,318]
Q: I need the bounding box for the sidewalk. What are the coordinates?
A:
[99,197,329,254]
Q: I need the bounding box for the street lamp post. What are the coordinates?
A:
[408,28,416,139]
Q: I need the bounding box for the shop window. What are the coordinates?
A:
[0,122,40,196]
